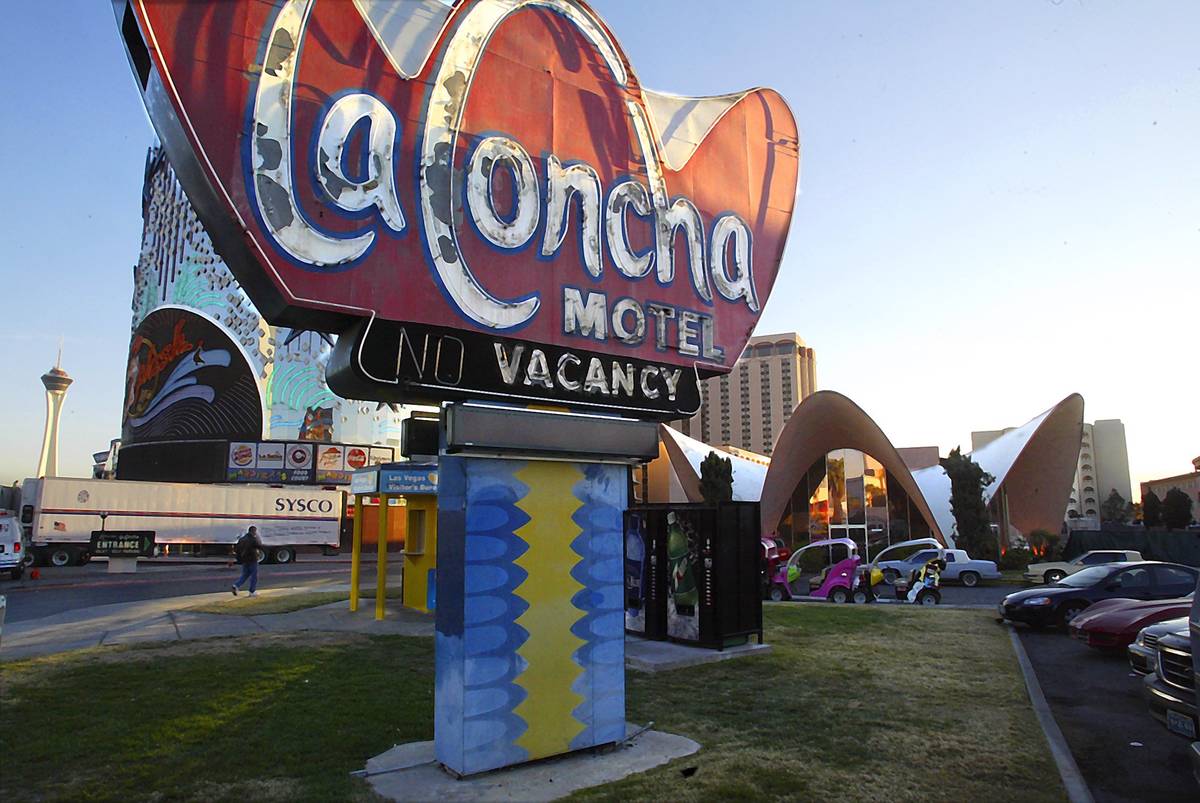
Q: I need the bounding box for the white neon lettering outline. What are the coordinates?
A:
[315,93,406,234]
[627,100,710,302]
[418,0,627,330]
[466,136,540,249]
[543,155,603,278]
[250,0,374,267]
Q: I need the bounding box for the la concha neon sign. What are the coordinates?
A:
[117,0,799,418]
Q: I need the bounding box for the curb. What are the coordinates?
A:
[1007,626,1094,803]
[765,599,998,611]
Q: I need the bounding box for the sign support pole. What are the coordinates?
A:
[350,493,363,612]
[376,495,389,620]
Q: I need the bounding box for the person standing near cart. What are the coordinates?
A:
[230,525,262,596]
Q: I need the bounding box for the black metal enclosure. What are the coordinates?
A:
[624,502,763,649]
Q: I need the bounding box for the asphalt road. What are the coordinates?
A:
[938,581,1023,607]
[1017,626,1193,802]
[0,558,379,623]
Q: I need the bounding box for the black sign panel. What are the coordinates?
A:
[327,318,702,420]
[90,531,156,557]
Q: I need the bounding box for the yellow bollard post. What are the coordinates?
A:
[349,493,363,612]
[376,494,389,620]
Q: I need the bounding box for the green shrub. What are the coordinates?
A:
[998,546,1031,571]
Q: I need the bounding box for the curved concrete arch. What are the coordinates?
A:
[913,393,1084,544]
[759,391,947,544]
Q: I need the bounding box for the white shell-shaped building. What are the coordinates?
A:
[912,394,1085,547]
[650,390,1085,554]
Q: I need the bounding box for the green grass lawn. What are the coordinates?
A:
[0,634,433,802]
[999,568,1032,584]
[0,606,1063,802]
[581,605,1063,801]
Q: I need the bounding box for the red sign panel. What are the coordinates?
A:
[118,0,798,387]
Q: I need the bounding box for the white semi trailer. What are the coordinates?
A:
[19,477,343,567]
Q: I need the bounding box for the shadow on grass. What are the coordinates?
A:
[187,587,403,616]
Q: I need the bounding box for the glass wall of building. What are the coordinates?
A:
[774,449,933,559]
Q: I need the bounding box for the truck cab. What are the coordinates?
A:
[0,512,24,580]
[1191,582,1200,786]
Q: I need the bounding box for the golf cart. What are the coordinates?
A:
[852,538,944,605]
[767,538,860,603]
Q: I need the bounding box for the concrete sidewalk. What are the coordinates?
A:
[0,585,434,661]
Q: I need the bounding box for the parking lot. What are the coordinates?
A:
[1017,627,1192,802]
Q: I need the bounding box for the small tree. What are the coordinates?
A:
[1142,491,1163,528]
[1100,489,1130,525]
[699,451,733,506]
[1162,487,1194,530]
[1131,502,1143,523]
[940,447,996,557]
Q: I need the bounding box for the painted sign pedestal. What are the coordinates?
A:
[433,403,655,777]
[435,454,627,776]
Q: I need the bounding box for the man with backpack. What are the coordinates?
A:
[231,525,262,596]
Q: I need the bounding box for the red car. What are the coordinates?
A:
[1068,594,1193,649]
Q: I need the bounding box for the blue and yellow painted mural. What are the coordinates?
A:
[435,456,626,776]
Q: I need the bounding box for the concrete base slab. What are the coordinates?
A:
[363,725,699,802]
[107,557,138,574]
[625,636,771,673]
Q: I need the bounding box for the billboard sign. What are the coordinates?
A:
[123,306,265,444]
[225,440,391,484]
[117,0,799,418]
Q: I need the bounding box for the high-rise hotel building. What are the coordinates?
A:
[674,332,816,456]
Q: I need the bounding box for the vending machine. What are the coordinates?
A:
[625,503,762,649]
[624,508,667,639]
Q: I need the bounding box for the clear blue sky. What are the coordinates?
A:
[1,1,1197,497]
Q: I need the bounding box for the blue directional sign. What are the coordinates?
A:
[350,463,438,496]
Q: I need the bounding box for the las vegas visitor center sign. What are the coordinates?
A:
[116,0,799,420]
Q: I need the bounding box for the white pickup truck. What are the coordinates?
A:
[876,548,1001,587]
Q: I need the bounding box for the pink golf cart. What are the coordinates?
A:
[767,537,861,603]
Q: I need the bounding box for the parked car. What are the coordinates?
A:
[1068,594,1192,649]
[877,547,999,587]
[1142,627,1196,740]
[1188,592,1200,786]
[1024,549,1143,584]
[999,561,1198,628]
[1128,617,1188,675]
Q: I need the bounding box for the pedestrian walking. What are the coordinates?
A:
[230,525,262,596]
